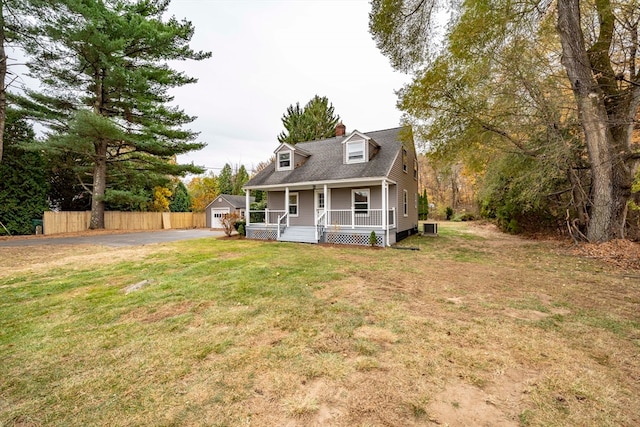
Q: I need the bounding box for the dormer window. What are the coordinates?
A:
[341,130,379,164]
[346,140,365,163]
[277,151,292,171]
[274,143,309,171]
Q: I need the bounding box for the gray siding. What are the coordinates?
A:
[267,191,285,210]
[387,142,419,233]
[329,187,381,210]
[293,152,308,168]
[266,190,314,226]
[206,197,242,227]
[290,190,313,226]
[330,188,351,209]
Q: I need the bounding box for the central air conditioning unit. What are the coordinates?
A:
[423,223,438,235]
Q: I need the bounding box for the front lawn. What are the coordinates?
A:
[1,223,638,426]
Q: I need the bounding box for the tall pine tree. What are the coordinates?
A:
[278,95,340,144]
[218,164,233,195]
[16,0,210,228]
[232,164,249,195]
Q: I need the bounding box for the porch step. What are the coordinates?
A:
[278,226,319,243]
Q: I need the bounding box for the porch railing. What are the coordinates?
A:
[249,209,286,225]
[326,208,396,229]
[315,211,327,241]
[248,208,396,229]
[276,212,288,239]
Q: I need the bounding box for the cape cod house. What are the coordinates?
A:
[242,124,419,246]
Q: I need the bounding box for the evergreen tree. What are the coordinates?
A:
[170,181,191,212]
[278,95,340,144]
[277,103,306,144]
[0,0,39,164]
[232,164,249,195]
[0,112,49,235]
[16,0,210,228]
[418,189,429,220]
[303,95,340,140]
[48,151,93,211]
[218,163,233,195]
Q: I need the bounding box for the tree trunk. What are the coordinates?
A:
[0,2,7,164]
[89,140,107,229]
[89,70,106,229]
[556,0,638,242]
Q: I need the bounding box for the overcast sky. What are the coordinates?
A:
[166,0,410,175]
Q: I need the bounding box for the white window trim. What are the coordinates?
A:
[403,190,409,217]
[346,140,366,164]
[277,150,293,171]
[352,188,370,216]
[288,192,299,217]
[402,147,408,173]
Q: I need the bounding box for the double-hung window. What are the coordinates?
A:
[288,192,298,217]
[346,141,365,163]
[403,190,408,217]
[402,148,408,173]
[278,151,291,170]
[352,189,369,216]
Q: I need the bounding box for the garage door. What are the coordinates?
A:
[210,208,230,228]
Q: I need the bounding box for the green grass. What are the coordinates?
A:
[1,223,639,426]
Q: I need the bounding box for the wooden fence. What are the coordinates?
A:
[43,211,206,235]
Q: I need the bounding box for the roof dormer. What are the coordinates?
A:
[274,142,310,172]
[341,130,380,164]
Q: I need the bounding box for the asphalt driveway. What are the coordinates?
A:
[0,229,225,248]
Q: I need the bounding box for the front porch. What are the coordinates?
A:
[245,208,397,246]
[244,179,398,247]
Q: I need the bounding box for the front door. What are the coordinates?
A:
[314,189,328,224]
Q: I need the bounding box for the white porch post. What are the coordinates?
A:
[351,207,355,229]
[245,190,250,226]
[285,187,290,227]
[381,179,387,234]
[323,184,328,227]
[386,183,391,246]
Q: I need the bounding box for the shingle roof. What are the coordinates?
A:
[245,126,407,188]
[219,194,254,208]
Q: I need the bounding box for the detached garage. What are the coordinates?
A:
[205,194,254,229]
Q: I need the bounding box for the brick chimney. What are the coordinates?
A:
[335,122,346,137]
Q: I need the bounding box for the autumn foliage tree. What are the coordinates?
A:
[187,174,219,212]
[370,0,640,241]
[150,186,172,212]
